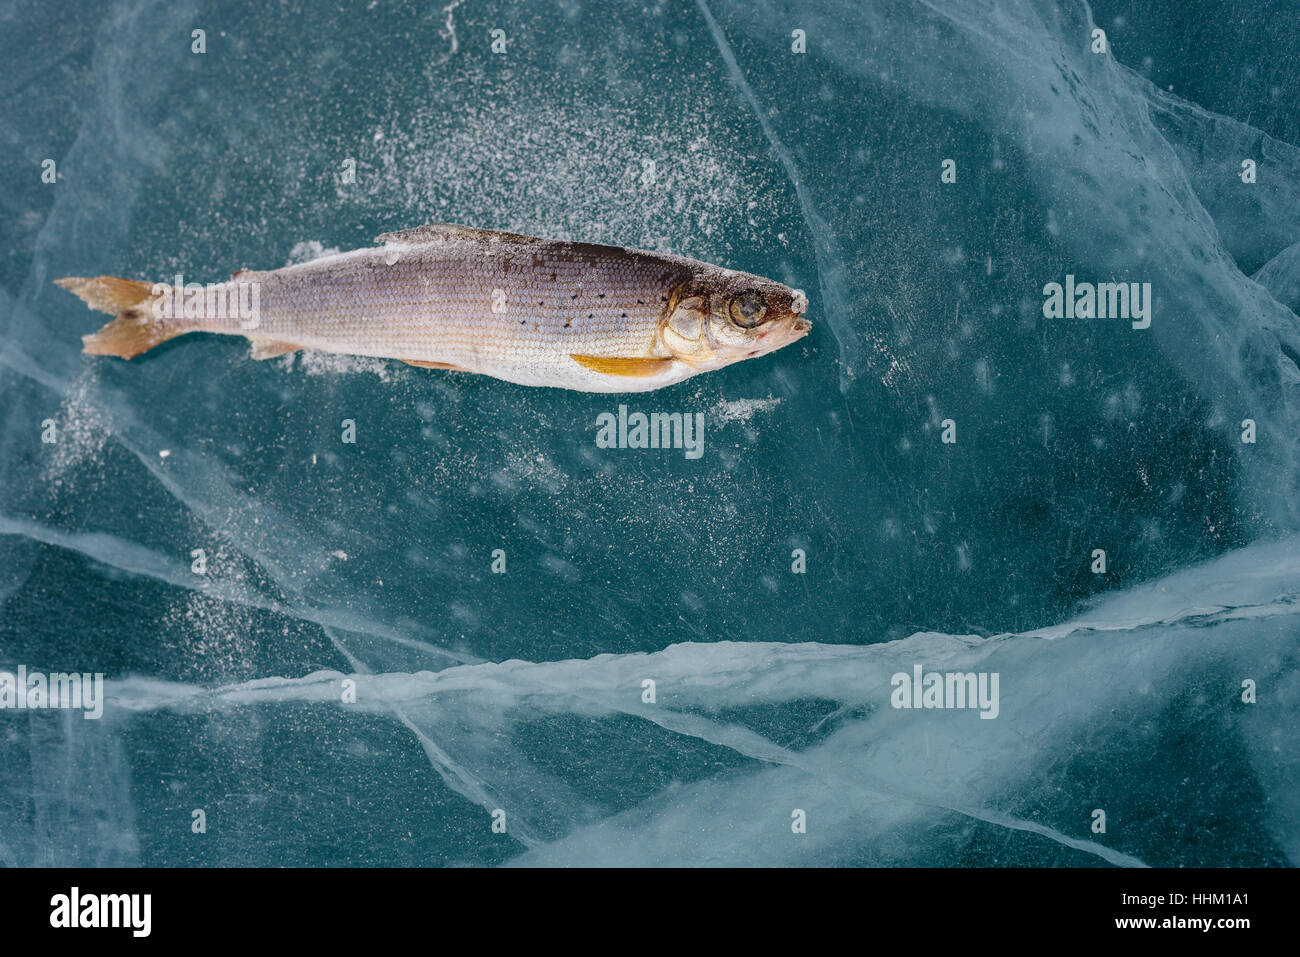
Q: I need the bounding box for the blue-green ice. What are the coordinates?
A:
[1,0,1297,866]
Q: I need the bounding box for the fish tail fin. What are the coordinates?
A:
[56,276,185,359]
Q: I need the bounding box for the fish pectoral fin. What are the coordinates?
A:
[401,359,470,371]
[376,223,542,247]
[570,354,674,377]
[248,339,302,360]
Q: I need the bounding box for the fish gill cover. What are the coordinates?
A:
[0,0,1296,868]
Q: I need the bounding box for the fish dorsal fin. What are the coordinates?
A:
[570,354,674,377]
[375,223,542,247]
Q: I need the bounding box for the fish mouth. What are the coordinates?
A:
[744,316,811,357]
[777,316,812,345]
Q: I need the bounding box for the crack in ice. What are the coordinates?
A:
[694,0,865,390]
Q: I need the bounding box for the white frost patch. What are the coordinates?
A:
[159,541,259,682]
[347,94,768,254]
[501,450,568,494]
[713,396,782,424]
[40,371,110,483]
[284,241,341,265]
[278,350,395,381]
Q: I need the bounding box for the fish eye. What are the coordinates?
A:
[729,291,768,328]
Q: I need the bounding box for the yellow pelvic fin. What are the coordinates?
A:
[570,354,673,377]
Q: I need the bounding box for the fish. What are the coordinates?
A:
[55,223,811,393]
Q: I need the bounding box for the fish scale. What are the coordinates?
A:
[203,243,685,389]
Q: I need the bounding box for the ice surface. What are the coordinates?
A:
[1,0,1297,866]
